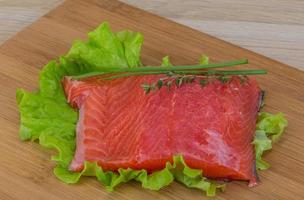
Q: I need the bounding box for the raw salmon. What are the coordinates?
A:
[63,75,261,185]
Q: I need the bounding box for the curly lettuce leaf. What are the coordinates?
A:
[253,112,288,170]
[17,21,143,176]
[116,30,143,67]
[256,112,288,142]
[161,55,173,67]
[54,155,222,196]
[16,21,287,196]
[253,130,272,170]
[170,155,225,197]
[199,54,209,65]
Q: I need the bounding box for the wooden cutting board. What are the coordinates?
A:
[0,0,303,199]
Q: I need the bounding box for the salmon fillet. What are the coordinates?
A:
[63,75,261,185]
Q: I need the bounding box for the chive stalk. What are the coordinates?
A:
[72,59,249,80]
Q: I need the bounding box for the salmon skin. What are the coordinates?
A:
[63,75,261,185]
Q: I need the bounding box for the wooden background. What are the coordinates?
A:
[0,0,303,70]
[0,0,304,199]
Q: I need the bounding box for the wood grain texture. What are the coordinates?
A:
[0,0,304,199]
[0,0,303,70]
[0,0,63,43]
[122,0,304,70]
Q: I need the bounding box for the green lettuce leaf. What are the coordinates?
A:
[256,112,288,142]
[253,130,272,170]
[169,155,225,197]
[17,21,144,179]
[161,55,173,67]
[253,112,288,170]
[54,155,222,196]
[16,21,287,196]
[116,30,143,67]
[199,54,209,65]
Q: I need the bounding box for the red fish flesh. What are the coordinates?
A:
[63,75,261,185]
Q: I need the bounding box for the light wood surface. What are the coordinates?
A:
[0,0,304,199]
[0,0,303,70]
